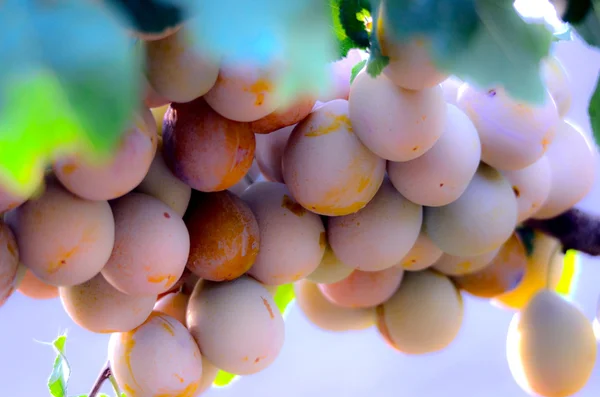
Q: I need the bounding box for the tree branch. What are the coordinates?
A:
[89,361,112,397]
[525,208,600,256]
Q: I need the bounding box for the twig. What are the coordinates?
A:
[88,361,111,397]
[525,208,600,256]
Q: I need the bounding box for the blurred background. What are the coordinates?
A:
[2,2,600,397]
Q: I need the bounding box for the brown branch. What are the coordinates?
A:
[88,361,111,397]
[525,208,600,256]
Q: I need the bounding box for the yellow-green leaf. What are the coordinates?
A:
[556,249,580,297]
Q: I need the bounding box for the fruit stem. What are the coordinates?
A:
[88,361,111,397]
[525,207,600,256]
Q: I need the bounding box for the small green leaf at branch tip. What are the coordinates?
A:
[350,59,368,84]
[589,72,600,146]
[47,334,71,397]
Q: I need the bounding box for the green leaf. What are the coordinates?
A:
[337,0,371,49]
[365,0,389,78]
[273,283,295,316]
[28,0,142,153]
[47,334,71,397]
[588,72,600,145]
[182,0,337,105]
[103,0,184,35]
[329,0,363,59]
[350,59,367,83]
[434,0,553,104]
[516,226,535,257]
[213,370,238,388]
[366,49,389,77]
[570,1,600,48]
[0,0,141,195]
[0,68,83,197]
[382,0,479,59]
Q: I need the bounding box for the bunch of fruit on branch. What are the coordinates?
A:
[1,15,598,397]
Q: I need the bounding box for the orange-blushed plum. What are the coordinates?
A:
[306,244,354,285]
[452,233,528,299]
[423,163,518,257]
[162,98,255,192]
[240,182,325,285]
[396,230,443,271]
[17,268,59,300]
[254,124,294,183]
[101,193,190,296]
[250,96,316,134]
[54,107,157,201]
[0,221,20,306]
[4,175,115,287]
[493,232,565,310]
[281,99,386,216]
[376,270,463,355]
[295,280,375,332]
[327,178,422,272]
[59,273,155,333]
[184,190,259,282]
[109,312,204,397]
[457,85,559,171]
[145,27,220,103]
[204,63,281,122]
[186,277,285,375]
[349,69,446,162]
[318,267,404,309]
[433,248,500,277]
[154,290,190,326]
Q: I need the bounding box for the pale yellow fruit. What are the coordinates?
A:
[507,290,596,397]
[376,270,463,354]
[294,280,375,332]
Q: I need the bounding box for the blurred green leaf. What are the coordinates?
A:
[213,370,238,388]
[589,72,600,145]
[0,0,141,195]
[0,68,83,197]
[365,0,389,77]
[47,334,71,397]
[434,0,553,104]
[570,1,600,48]
[273,283,295,316]
[350,59,367,84]
[382,0,479,59]
[181,0,337,104]
[103,0,184,35]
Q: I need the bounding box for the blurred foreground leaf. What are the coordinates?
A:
[589,72,600,145]
[0,0,141,195]
[433,0,553,104]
